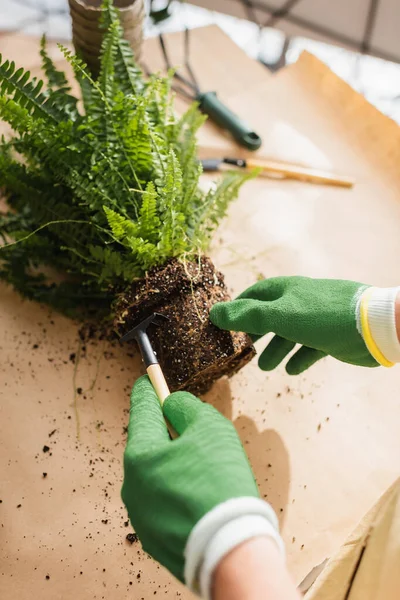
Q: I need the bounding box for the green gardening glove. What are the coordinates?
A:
[210,276,378,375]
[122,376,282,595]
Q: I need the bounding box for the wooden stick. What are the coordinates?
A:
[146,364,178,439]
[246,158,354,188]
[147,363,170,404]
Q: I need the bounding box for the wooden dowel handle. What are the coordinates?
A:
[147,363,170,404]
[247,158,354,188]
[146,364,177,439]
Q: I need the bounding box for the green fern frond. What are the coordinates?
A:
[40,35,70,91]
[100,0,143,96]
[123,99,152,179]
[0,96,33,137]
[138,181,160,243]
[0,54,65,122]
[40,35,79,118]
[157,149,186,258]
[98,21,118,103]
[57,45,96,95]
[103,206,138,242]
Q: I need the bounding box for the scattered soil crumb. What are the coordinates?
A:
[43,445,50,453]
[317,424,322,432]
[126,533,139,544]
[17,504,21,508]
[42,473,47,478]
[48,429,57,438]
[77,387,83,395]
[124,520,129,527]
[69,353,76,364]
[45,575,50,580]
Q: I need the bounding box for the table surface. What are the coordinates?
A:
[1,25,400,600]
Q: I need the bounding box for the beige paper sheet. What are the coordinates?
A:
[1,25,400,600]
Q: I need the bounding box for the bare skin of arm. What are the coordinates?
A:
[213,537,301,600]
[396,293,400,342]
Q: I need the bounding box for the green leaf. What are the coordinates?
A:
[40,35,70,91]
[103,206,138,242]
[0,53,64,122]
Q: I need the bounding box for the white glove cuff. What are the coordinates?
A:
[184,497,284,599]
[358,286,400,363]
[200,514,284,599]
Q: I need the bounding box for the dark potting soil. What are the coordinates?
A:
[113,256,255,395]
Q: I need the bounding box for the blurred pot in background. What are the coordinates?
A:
[68,0,144,74]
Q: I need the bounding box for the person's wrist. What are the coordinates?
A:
[184,497,284,598]
[199,513,284,599]
[395,291,400,343]
[213,537,299,600]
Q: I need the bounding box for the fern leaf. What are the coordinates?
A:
[40,35,70,91]
[98,21,118,104]
[59,44,142,191]
[138,181,160,243]
[122,99,152,179]
[157,150,186,258]
[0,54,64,122]
[77,73,93,114]
[40,35,78,119]
[0,96,33,135]
[103,206,138,242]
[101,0,143,96]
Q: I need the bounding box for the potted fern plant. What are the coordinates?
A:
[0,1,255,394]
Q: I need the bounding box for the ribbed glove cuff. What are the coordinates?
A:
[357,286,400,365]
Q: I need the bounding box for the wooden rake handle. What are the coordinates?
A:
[146,364,178,439]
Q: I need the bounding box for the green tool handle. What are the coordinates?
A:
[198,91,262,151]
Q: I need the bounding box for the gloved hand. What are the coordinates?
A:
[122,376,282,598]
[210,276,379,374]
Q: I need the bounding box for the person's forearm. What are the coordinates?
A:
[213,537,301,600]
[395,291,400,342]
